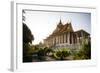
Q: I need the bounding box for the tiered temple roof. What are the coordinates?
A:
[44,19,90,41]
[50,19,74,36]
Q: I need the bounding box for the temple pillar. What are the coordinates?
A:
[59,35,60,44]
[71,33,74,44]
[60,35,62,44]
[62,34,64,43]
[56,36,58,44]
[59,35,61,44]
[64,34,66,43]
[66,33,68,43]
[61,35,63,43]
[67,32,70,44]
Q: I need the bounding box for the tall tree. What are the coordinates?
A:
[23,23,34,44]
[23,23,34,62]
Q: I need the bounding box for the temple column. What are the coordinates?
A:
[59,35,61,44]
[53,37,55,45]
[66,33,67,43]
[55,36,57,44]
[63,35,64,43]
[76,33,79,44]
[71,33,74,44]
[61,35,63,44]
[62,35,63,43]
[57,36,58,44]
[59,35,60,44]
[64,34,66,43]
[72,34,74,44]
[58,36,59,44]
[60,35,62,44]
[67,32,70,44]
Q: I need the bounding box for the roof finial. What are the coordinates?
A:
[60,19,62,24]
[57,17,63,28]
[59,16,62,24]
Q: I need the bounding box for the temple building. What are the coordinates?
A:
[44,19,90,50]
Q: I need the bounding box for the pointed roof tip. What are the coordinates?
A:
[57,19,63,25]
[59,19,62,24]
[57,19,63,28]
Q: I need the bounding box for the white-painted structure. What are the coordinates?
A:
[44,19,90,49]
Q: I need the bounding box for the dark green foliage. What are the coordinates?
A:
[80,41,91,59]
[23,23,34,44]
[23,23,34,62]
[23,55,33,62]
[43,47,53,56]
[37,47,52,57]
[37,48,45,56]
[23,42,33,62]
[31,47,53,61]
[53,48,71,60]
[74,41,91,60]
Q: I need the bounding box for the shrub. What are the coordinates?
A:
[74,41,91,60]
[53,48,71,60]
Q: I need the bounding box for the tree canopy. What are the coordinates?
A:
[23,23,34,44]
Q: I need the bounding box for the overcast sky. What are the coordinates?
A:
[24,10,91,45]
